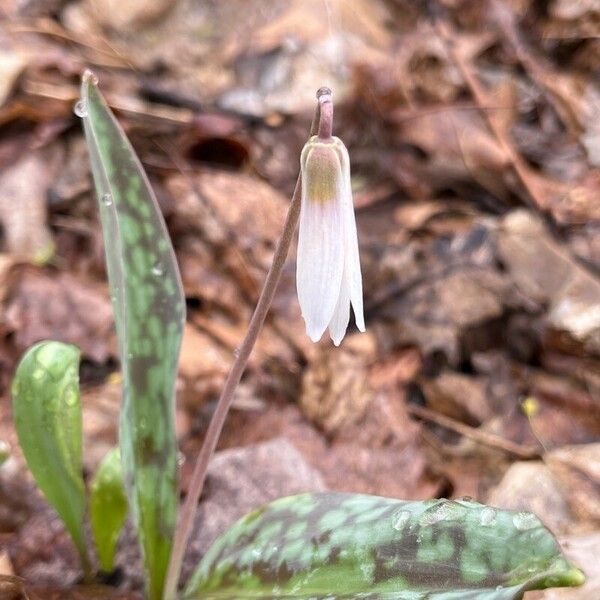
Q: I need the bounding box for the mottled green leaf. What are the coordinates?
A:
[90,447,128,572]
[11,341,91,576]
[80,71,185,600]
[184,492,584,600]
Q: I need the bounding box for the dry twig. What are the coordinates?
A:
[407,403,540,459]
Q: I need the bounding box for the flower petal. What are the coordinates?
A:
[296,145,345,342]
[337,139,365,333]
[328,271,350,346]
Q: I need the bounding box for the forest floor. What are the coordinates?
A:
[0,0,599,598]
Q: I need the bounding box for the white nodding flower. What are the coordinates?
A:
[296,134,365,345]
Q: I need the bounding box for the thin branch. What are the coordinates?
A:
[162,92,324,600]
[407,403,540,459]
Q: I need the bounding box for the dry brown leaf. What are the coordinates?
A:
[83,0,174,31]
[487,461,576,534]
[0,148,58,262]
[80,381,120,471]
[167,170,287,272]
[300,332,376,434]
[178,323,230,381]
[547,444,600,526]
[422,370,493,426]
[252,0,392,54]
[395,108,511,199]
[4,267,115,362]
[498,210,600,352]
[0,551,14,576]
[0,51,26,108]
[0,575,27,600]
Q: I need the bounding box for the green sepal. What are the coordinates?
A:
[11,341,91,577]
[90,447,128,572]
[184,492,585,599]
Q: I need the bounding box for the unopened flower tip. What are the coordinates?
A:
[296,135,364,345]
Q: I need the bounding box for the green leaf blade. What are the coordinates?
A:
[11,341,90,574]
[184,492,584,600]
[80,71,186,600]
[90,447,128,572]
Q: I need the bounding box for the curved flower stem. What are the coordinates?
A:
[163,91,327,600]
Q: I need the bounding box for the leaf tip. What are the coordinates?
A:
[82,69,99,87]
[78,69,99,116]
[566,565,586,587]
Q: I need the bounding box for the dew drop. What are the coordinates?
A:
[479,507,497,527]
[392,510,411,531]
[151,263,164,276]
[83,69,99,85]
[233,348,240,358]
[177,451,186,467]
[420,500,452,526]
[73,100,88,118]
[513,511,538,531]
[101,193,113,206]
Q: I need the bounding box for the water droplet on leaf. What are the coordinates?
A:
[479,507,497,527]
[420,500,452,526]
[82,69,99,85]
[73,100,88,118]
[151,263,164,276]
[392,509,411,531]
[513,511,537,531]
[101,193,113,206]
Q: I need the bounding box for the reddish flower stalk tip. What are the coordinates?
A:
[317,87,333,140]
